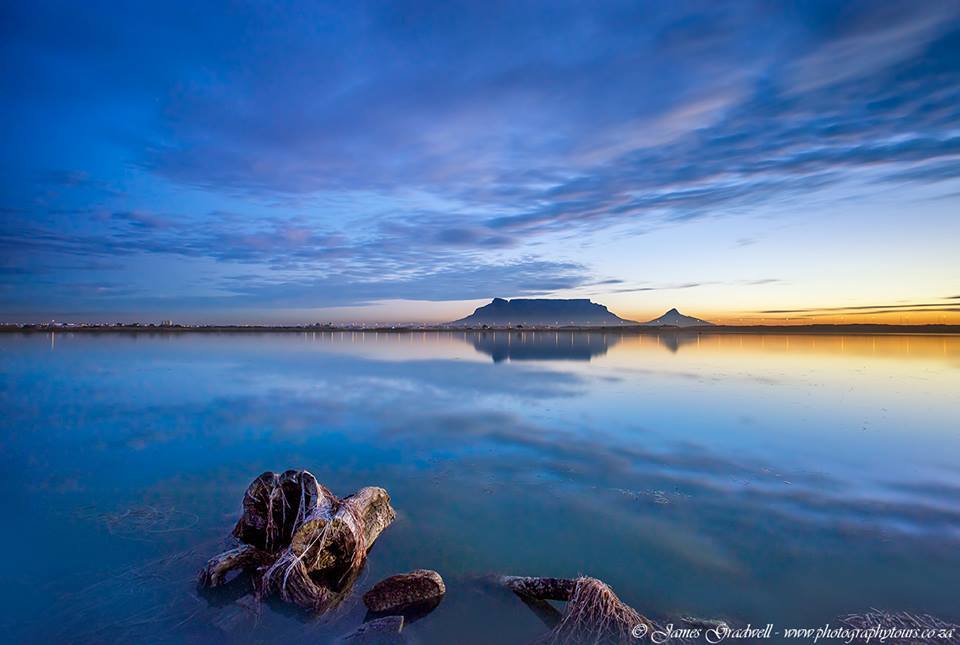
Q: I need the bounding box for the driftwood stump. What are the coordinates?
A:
[232,470,334,552]
[262,486,396,609]
[198,470,396,613]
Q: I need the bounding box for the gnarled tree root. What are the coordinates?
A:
[261,486,396,610]
[198,544,275,588]
[198,471,396,614]
[496,575,657,645]
[232,469,335,553]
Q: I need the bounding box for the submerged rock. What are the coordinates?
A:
[363,569,446,614]
[496,575,576,601]
[681,615,730,631]
[211,594,260,635]
[341,615,406,644]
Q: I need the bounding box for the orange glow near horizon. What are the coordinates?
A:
[286,329,960,372]
[231,294,960,326]
[619,306,960,326]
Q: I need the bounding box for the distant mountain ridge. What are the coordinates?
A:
[449,299,714,328]
[450,298,635,326]
[640,308,713,327]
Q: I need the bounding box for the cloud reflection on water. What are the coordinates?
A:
[3,331,960,642]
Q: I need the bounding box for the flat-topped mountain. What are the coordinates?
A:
[450,298,636,326]
[641,308,713,327]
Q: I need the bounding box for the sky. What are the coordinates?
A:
[2,1,959,325]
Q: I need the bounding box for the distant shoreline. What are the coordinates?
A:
[3,323,959,335]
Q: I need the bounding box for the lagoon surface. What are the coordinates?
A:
[1,331,958,643]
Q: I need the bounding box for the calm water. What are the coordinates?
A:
[1,331,958,643]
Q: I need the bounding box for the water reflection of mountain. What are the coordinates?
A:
[465,331,622,362]
[656,333,701,353]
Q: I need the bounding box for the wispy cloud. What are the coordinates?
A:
[758,301,959,314]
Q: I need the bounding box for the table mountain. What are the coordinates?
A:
[450,298,636,326]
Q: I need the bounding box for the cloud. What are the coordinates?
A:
[606,279,779,294]
[27,1,950,227]
[214,258,592,308]
[784,308,960,318]
[110,211,174,230]
[0,208,592,308]
[611,282,705,294]
[784,2,956,94]
[2,2,960,316]
[139,4,960,236]
[759,301,959,314]
[880,159,960,183]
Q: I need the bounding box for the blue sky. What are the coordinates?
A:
[2,1,959,323]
